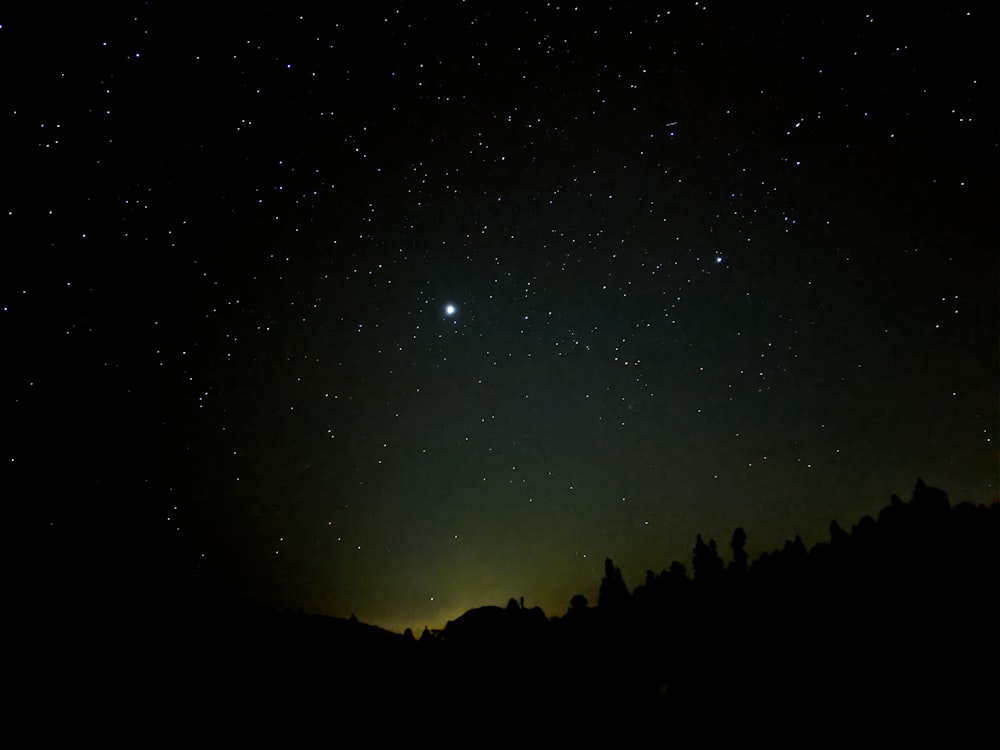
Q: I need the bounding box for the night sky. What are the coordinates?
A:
[7,3,996,635]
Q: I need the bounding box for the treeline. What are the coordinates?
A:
[415,479,998,729]
[37,480,995,737]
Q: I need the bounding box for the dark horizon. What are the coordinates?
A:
[174,479,1000,637]
[25,477,995,739]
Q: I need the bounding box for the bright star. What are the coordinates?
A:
[445,304,456,315]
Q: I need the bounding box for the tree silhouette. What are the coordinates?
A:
[692,534,724,583]
[598,558,630,609]
[668,560,688,580]
[729,527,748,575]
[829,519,850,549]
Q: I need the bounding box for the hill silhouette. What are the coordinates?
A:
[22,480,998,738]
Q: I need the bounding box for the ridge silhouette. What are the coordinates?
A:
[28,480,998,737]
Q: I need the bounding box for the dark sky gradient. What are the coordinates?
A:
[6,3,996,634]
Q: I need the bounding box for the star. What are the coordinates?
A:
[445,304,456,316]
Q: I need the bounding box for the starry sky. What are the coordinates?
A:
[7,3,996,634]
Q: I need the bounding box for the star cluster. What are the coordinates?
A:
[5,3,995,633]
